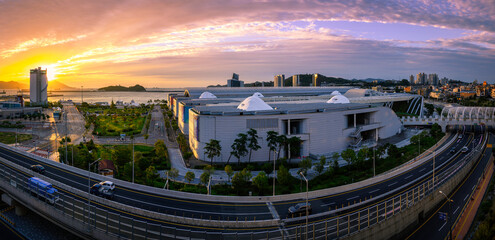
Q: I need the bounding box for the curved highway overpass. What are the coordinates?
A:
[0,125,487,239]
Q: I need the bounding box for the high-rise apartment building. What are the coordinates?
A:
[312,73,321,86]
[292,75,300,87]
[409,75,414,84]
[227,73,244,87]
[428,73,439,86]
[30,67,48,105]
[274,74,285,87]
[416,73,426,85]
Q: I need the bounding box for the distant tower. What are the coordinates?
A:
[274,74,285,87]
[292,75,300,87]
[30,67,48,105]
[409,75,414,84]
[312,73,320,86]
[227,73,244,87]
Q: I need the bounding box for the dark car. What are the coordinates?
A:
[30,164,45,174]
[288,202,312,217]
[90,183,102,195]
[449,148,456,154]
[90,183,114,200]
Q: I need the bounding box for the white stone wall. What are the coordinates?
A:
[189,106,402,163]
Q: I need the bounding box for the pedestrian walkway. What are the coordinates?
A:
[452,159,494,239]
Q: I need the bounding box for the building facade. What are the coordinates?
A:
[30,67,48,105]
[274,75,285,87]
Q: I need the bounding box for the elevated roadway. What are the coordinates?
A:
[0,126,485,239]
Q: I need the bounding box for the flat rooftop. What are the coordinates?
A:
[192,102,374,116]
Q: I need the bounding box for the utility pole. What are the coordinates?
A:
[373,147,376,177]
[81,86,83,104]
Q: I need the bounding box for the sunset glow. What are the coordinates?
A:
[0,0,494,88]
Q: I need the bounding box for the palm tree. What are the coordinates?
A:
[247,128,261,163]
[204,139,222,165]
[276,135,288,160]
[231,133,248,165]
[266,131,278,162]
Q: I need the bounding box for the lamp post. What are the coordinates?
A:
[131,134,134,183]
[439,191,453,240]
[299,172,309,240]
[273,150,278,196]
[87,158,101,229]
[81,86,83,104]
[373,147,376,177]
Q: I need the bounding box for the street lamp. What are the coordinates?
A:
[87,158,101,229]
[273,150,278,196]
[131,134,134,183]
[439,191,453,240]
[299,172,309,240]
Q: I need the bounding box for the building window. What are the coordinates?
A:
[246,119,278,129]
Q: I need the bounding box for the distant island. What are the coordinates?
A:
[98,84,146,92]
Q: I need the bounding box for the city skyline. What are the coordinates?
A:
[0,0,494,87]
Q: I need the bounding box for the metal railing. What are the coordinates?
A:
[0,131,486,240]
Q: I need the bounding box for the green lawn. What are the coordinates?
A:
[0,132,32,144]
[80,106,150,136]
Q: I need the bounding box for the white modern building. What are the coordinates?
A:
[30,67,48,105]
[188,94,403,163]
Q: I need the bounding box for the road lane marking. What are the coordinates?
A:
[347,196,359,201]
[438,221,447,231]
[472,185,476,191]
[369,189,380,194]
[388,182,397,187]
[419,168,426,172]
[321,202,335,207]
[464,194,469,202]
[405,175,413,180]
[453,206,460,215]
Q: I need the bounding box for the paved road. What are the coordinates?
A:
[405,131,493,240]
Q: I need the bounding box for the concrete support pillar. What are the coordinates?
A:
[15,204,28,216]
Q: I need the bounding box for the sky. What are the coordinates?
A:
[0,0,494,88]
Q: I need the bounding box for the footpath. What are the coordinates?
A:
[452,158,494,239]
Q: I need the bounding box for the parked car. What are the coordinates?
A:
[288,202,312,217]
[99,181,115,191]
[30,164,45,174]
[461,146,469,153]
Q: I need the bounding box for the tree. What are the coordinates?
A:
[200,172,210,186]
[341,149,356,168]
[144,134,149,144]
[224,165,234,182]
[276,135,288,160]
[277,165,291,185]
[266,130,279,162]
[298,157,312,175]
[167,168,179,181]
[145,166,158,185]
[252,171,269,195]
[315,156,326,175]
[331,152,340,171]
[185,171,195,183]
[154,140,167,159]
[204,139,222,165]
[287,136,302,163]
[113,146,132,173]
[230,133,248,165]
[357,147,369,168]
[388,144,401,159]
[231,168,252,195]
[430,123,442,139]
[247,128,261,163]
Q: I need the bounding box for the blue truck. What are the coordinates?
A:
[28,177,60,204]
